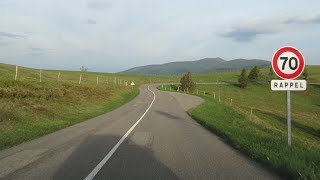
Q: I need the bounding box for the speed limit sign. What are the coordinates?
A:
[271,46,306,91]
[272,46,305,80]
[271,46,306,146]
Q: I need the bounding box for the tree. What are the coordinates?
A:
[302,68,308,81]
[80,66,88,78]
[248,66,260,81]
[180,72,195,92]
[238,68,249,88]
[80,66,88,73]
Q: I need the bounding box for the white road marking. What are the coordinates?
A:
[84,86,156,180]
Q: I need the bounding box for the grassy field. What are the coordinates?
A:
[159,65,320,179]
[1,62,319,179]
[0,63,178,150]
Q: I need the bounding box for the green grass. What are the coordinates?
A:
[1,62,320,179]
[159,65,320,179]
[189,96,319,179]
[0,63,177,150]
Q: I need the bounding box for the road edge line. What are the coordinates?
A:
[84,85,156,180]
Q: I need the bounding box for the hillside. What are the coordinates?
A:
[0,63,176,150]
[121,58,270,75]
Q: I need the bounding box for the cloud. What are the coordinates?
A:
[0,32,26,39]
[0,41,13,46]
[222,28,277,42]
[284,14,320,24]
[86,0,111,11]
[220,19,280,42]
[29,47,44,52]
[84,19,97,24]
[26,47,46,56]
[0,0,14,7]
[221,14,320,42]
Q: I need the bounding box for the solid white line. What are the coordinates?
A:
[84,86,156,180]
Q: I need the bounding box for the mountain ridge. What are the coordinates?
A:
[120,58,270,75]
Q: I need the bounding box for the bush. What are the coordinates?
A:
[180,72,196,92]
[248,66,260,82]
[238,69,249,88]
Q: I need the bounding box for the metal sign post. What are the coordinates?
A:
[287,90,291,146]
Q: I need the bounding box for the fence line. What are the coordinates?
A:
[8,65,135,87]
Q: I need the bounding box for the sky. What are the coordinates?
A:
[0,0,319,72]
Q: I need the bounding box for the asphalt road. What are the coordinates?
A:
[0,85,280,180]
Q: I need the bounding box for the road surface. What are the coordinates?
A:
[0,85,279,180]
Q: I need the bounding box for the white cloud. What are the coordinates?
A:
[86,0,111,11]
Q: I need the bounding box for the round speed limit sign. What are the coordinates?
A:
[272,46,305,79]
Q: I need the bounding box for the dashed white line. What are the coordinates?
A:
[84,86,156,180]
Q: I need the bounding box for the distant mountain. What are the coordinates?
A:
[120,58,270,75]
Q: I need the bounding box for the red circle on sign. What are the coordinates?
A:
[272,46,305,79]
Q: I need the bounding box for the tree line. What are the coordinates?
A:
[238,66,309,88]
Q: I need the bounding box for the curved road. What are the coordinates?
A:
[0,85,279,180]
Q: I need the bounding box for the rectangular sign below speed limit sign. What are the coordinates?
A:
[271,46,306,146]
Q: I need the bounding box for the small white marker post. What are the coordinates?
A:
[250,108,253,120]
[39,69,42,83]
[230,99,233,106]
[58,72,61,82]
[79,74,82,84]
[15,65,18,81]
[213,92,216,99]
[177,86,179,91]
[161,84,163,88]
[219,95,221,102]
[271,46,306,146]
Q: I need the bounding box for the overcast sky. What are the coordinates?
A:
[0,0,319,72]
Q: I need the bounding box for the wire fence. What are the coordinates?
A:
[2,65,137,87]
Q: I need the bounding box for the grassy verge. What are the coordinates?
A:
[0,63,181,150]
[189,96,319,179]
[159,84,320,179]
[0,79,139,150]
